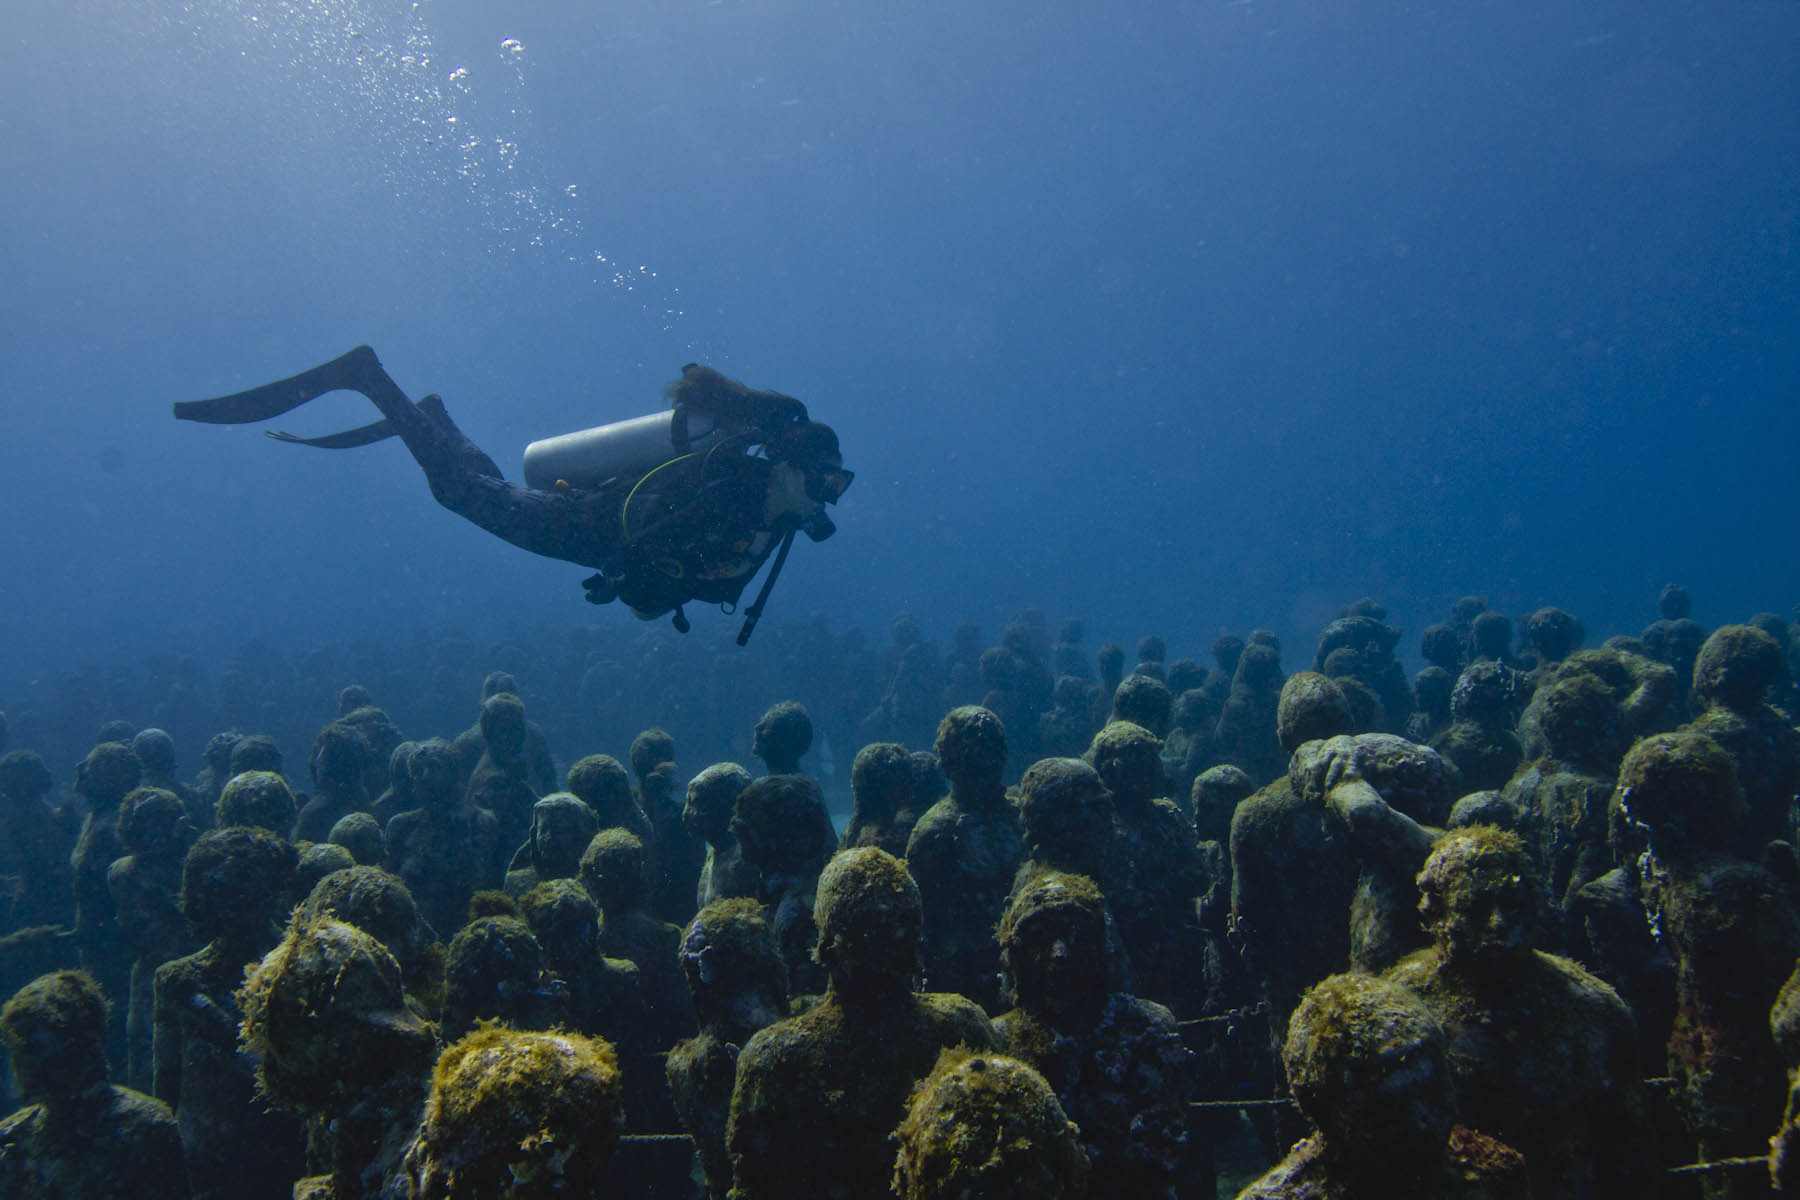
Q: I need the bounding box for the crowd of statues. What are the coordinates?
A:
[3,585,1800,1197]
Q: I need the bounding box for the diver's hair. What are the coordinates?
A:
[666,364,808,432]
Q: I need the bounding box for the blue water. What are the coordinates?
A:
[4,0,1797,692]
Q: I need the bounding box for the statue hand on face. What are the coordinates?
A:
[1327,779,1434,865]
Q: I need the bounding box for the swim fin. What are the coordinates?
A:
[265,394,450,449]
[174,345,389,425]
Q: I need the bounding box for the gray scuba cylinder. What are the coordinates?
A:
[522,408,725,491]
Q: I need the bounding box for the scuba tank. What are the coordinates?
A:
[522,407,726,491]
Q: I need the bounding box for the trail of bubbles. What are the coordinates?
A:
[165,0,684,328]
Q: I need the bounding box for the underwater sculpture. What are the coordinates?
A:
[582,828,694,1047]
[631,726,703,925]
[176,347,850,640]
[841,741,918,858]
[892,1048,1088,1200]
[667,897,789,1200]
[107,786,196,1093]
[153,827,303,1200]
[0,749,72,933]
[0,970,186,1199]
[565,753,656,849]
[726,847,999,1200]
[239,917,438,1199]
[1083,720,1206,1016]
[994,871,1191,1200]
[451,671,556,797]
[292,721,373,845]
[729,774,833,999]
[384,738,506,937]
[1683,623,1800,853]
[70,741,141,1070]
[905,706,1023,1012]
[1237,972,1529,1198]
[683,762,758,910]
[1385,826,1649,1198]
[1620,731,1800,1197]
[503,793,599,898]
[462,694,541,857]
[214,768,297,834]
[391,1025,624,1200]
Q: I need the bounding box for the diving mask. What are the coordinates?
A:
[805,465,854,506]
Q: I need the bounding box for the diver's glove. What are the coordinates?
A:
[800,510,836,542]
[582,573,617,605]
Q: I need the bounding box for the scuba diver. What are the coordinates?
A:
[175,346,850,643]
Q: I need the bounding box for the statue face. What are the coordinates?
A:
[535,809,588,869]
[1436,860,1534,962]
[411,750,462,809]
[7,1013,107,1101]
[1005,905,1104,1009]
[682,785,733,844]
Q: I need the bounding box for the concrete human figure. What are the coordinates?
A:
[0,969,186,1200]
[993,871,1190,1200]
[1385,826,1650,1199]
[238,918,437,1200]
[1236,972,1528,1199]
[726,848,999,1200]
[666,897,788,1199]
[153,827,303,1200]
[891,1048,1087,1200]
[905,706,1023,1011]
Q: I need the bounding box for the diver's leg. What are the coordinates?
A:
[183,346,504,491]
[352,384,610,565]
[182,347,613,567]
[320,361,614,568]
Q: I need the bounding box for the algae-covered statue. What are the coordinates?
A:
[905,706,1023,1011]
[388,1026,624,1200]
[463,694,541,856]
[684,763,758,911]
[582,828,693,1048]
[503,793,599,899]
[729,774,833,1000]
[214,768,298,834]
[384,738,506,937]
[668,897,789,1200]
[891,1048,1088,1200]
[153,827,303,1200]
[1384,826,1650,1198]
[1083,720,1205,1016]
[993,871,1190,1200]
[726,847,999,1200]
[0,969,186,1200]
[517,878,644,1046]
[1683,623,1800,854]
[107,786,198,1093]
[69,740,141,1067]
[1237,972,1529,1198]
[1620,731,1800,1196]
[238,917,438,1200]
[177,347,850,640]
[292,721,373,846]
